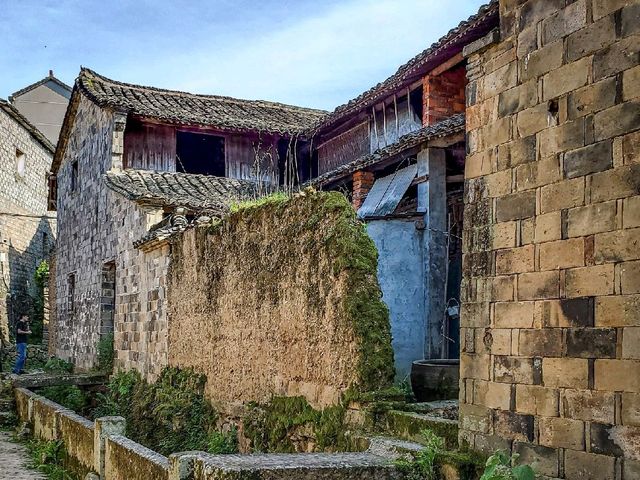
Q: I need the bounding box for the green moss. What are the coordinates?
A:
[229,191,289,213]
[384,410,458,449]
[436,450,486,480]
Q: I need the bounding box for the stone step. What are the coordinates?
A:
[382,410,459,448]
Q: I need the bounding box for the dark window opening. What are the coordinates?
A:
[100,262,116,337]
[176,131,225,176]
[71,160,78,192]
[68,273,76,315]
[409,85,424,123]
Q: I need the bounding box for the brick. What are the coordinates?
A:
[542,56,591,101]
[543,357,589,388]
[623,196,640,228]
[567,201,617,237]
[496,245,535,274]
[622,327,640,358]
[517,103,554,138]
[461,302,490,328]
[566,327,617,358]
[540,177,585,213]
[567,14,616,62]
[498,81,537,117]
[541,0,587,46]
[494,410,535,442]
[474,379,511,410]
[568,77,617,119]
[515,384,559,417]
[594,100,640,142]
[535,211,562,242]
[458,403,492,433]
[564,140,613,179]
[465,149,494,178]
[490,275,516,302]
[594,227,640,262]
[494,356,540,384]
[595,294,640,326]
[535,298,594,327]
[593,0,635,20]
[594,34,640,80]
[565,264,615,297]
[621,260,640,294]
[539,238,585,270]
[494,301,535,328]
[564,450,615,480]
[519,40,564,81]
[473,433,513,454]
[497,135,536,170]
[518,0,564,30]
[563,388,615,423]
[623,65,640,100]
[622,392,640,425]
[519,328,563,356]
[481,61,518,100]
[514,156,560,191]
[539,118,585,158]
[595,359,640,392]
[539,416,585,450]
[621,2,640,37]
[480,328,512,355]
[485,170,512,198]
[518,270,560,300]
[495,190,536,222]
[460,353,491,381]
[520,217,535,245]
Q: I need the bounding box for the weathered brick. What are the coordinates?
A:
[568,77,617,119]
[564,449,615,480]
[458,403,492,433]
[474,379,512,410]
[542,56,591,101]
[481,61,518,100]
[534,211,562,242]
[590,423,640,458]
[565,327,617,358]
[563,388,615,423]
[541,0,587,46]
[594,100,640,141]
[565,264,615,297]
[494,410,535,442]
[593,0,636,20]
[496,245,535,274]
[490,275,516,302]
[485,170,513,198]
[497,135,537,170]
[594,226,640,262]
[467,97,498,131]
[517,103,555,138]
[595,359,640,392]
[460,353,491,381]
[539,238,585,270]
[520,216,535,245]
[535,298,594,327]
[540,177,585,213]
[623,196,640,228]
[519,328,563,356]
[518,0,564,30]
[621,260,640,294]
[513,442,559,477]
[492,221,518,249]
[519,40,564,81]
[496,190,536,222]
[593,34,640,80]
[515,384,559,417]
[567,201,618,237]
[461,302,491,328]
[595,294,640,326]
[515,156,561,191]
[624,459,640,480]
[564,140,613,179]
[518,270,560,300]
[623,64,640,101]
[543,357,589,388]
[495,356,540,384]
[480,328,512,355]
[494,301,535,328]
[498,80,538,117]
[622,392,640,425]
[539,118,585,158]
[621,2,640,37]
[567,14,616,62]
[539,416,585,449]
[473,433,513,454]
[622,326,640,358]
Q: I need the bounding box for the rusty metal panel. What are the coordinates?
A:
[358,164,417,218]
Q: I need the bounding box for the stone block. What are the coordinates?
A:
[621,2,640,37]
[564,449,615,480]
[517,271,560,300]
[481,328,512,355]
[498,135,537,170]
[623,64,640,101]
[494,410,535,442]
[458,403,492,434]
[519,328,563,357]
[485,170,513,198]
[517,103,555,138]
[540,177,585,213]
[623,195,640,228]
[538,416,585,450]
[462,302,491,328]
[543,357,589,388]
[621,260,640,294]
[496,245,535,274]
[593,0,635,20]
[568,77,617,119]
[535,298,594,327]
[594,226,640,262]
[465,149,494,178]
[564,140,613,179]
[595,294,640,326]
[535,211,562,242]
[460,353,491,381]
[481,61,518,100]
[515,156,561,191]
[518,0,564,31]
[590,423,640,459]
[494,301,535,328]
[562,388,615,423]
[593,34,640,80]
[622,327,640,358]
[594,100,640,142]
[494,356,540,385]
[595,359,640,392]
[541,0,587,46]
[539,238,585,270]
[539,119,585,158]
[565,328,617,358]
[516,23,537,58]
[542,57,591,101]
[623,458,640,480]
[565,264,615,297]
[498,81,538,117]
[521,217,535,245]
[496,190,536,222]
[567,201,618,237]
[473,379,511,410]
[567,14,616,62]
[519,40,564,81]
[516,384,560,417]
[622,392,640,425]
[513,442,560,478]
[473,433,513,454]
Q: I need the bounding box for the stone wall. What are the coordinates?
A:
[460,0,640,478]
[0,103,56,343]
[167,192,394,411]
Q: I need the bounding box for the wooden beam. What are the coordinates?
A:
[428,52,464,77]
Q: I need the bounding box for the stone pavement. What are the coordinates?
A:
[0,431,46,479]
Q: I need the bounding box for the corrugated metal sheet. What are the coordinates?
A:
[358,164,417,218]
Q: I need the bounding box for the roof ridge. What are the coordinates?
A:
[0,98,55,153]
[9,74,72,101]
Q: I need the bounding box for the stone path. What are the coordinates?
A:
[0,431,46,479]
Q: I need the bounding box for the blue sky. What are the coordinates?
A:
[1,0,486,111]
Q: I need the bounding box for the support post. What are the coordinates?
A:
[417,148,447,360]
[94,416,126,477]
[169,453,200,480]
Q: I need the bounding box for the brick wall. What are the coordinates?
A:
[352,170,375,210]
[460,0,640,478]
[423,65,467,126]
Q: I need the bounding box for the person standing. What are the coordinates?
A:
[12,315,31,375]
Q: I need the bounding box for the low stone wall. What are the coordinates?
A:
[104,435,169,480]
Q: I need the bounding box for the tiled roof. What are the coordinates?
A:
[0,98,55,154]
[308,114,465,187]
[310,1,498,133]
[77,68,327,135]
[104,169,257,215]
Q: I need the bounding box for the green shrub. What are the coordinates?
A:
[38,358,88,413]
[26,438,77,480]
[96,333,114,373]
[480,451,535,480]
[395,429,445,480]
[207,428,238,454]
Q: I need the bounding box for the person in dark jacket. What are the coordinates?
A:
[12,314,31,374]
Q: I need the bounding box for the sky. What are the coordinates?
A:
[1,0,486,111]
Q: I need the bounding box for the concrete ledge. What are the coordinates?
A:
[12,372,108,389]
[105,434,170,480]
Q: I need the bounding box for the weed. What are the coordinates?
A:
[480,451,536,480]
[95,333,114,373]
[394,429,445,480]
[25,438,77,480]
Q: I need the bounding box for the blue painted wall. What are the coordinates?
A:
[366,219,425,379]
